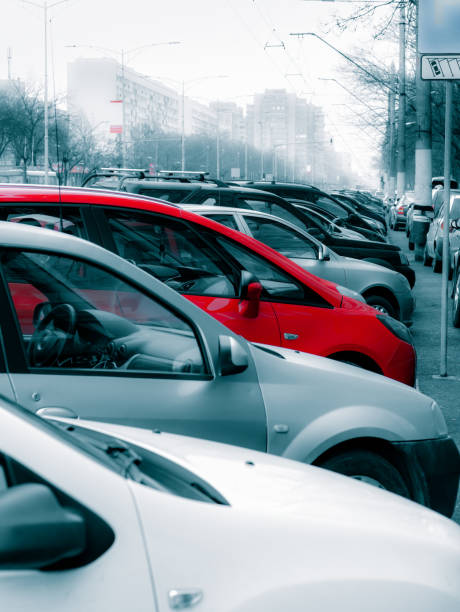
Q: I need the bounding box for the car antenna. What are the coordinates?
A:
[50,23,64,231]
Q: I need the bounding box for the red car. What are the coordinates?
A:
[0,184,416,385]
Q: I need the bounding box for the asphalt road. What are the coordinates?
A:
[389,229,460,524]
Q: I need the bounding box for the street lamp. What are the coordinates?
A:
[22,0,72,184]
[66,41,181,166]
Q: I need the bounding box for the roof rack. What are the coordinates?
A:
[81,167,149,188]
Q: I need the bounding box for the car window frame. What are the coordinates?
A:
[238,213,319,260]
[93,205,242,299]
[0,246,214,380]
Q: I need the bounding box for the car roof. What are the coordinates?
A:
[129,181,286,198]
[0,183,341,302]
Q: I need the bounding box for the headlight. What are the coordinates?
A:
[399,252,409,265]
[377,314,413,345]
[336,284,366,303]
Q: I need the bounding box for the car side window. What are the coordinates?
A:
[243,216,317,259]
[2,249,207,376]
[205,214,239,231]
[102,209,238,298]
[215,236,306,301]
[1,205,87,239]
[240,198,302,227]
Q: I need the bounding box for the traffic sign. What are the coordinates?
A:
[421,55,460,80]
[419,0,460,54]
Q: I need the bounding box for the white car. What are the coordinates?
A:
[1,399,460,612]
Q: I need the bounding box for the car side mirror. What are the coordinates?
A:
[318,246,330,261]
[218,335,248,376]
[238,270,262,318]
[0,483,86,569]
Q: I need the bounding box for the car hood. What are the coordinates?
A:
[52,416,460,549]
[248,343,444,458]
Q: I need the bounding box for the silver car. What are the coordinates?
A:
[0,221,458,515]
[424,191,460,272]
[184,205,415,325]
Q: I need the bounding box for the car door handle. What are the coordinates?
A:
[36,407,78,419]
[169,589,203,609]
[284,332,298,340]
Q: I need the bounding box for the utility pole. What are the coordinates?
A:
[414,0,432,208]
[181,81,185,171]
[388,71,396,200]
[396,1,406,198]
[7,47,12,80]
[44,1,49,183]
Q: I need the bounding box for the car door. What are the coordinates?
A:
[0,407,157,612]
[238,213,347,287]
[209,234,337,355]
[95,206,281,347]
[0,242,267,451]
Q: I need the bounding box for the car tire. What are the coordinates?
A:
[365,294,397,319]
[452,274,460,327]
[319,450,410,498]
[432,254,442,273]
[423,245,433,267]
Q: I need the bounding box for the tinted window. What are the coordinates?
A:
[243,216,317,259]
[103,209,238,297]
[205,213,239,231]
[239,198,303,228]
[137,187,192,202]
[2,205,87,239]
[3,249,206,375]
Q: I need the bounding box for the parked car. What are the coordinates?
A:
[120,180,414,284]
[424,191,460,272]
[285,201,415,287]
[244,181,388,233]
[186,204,414,323]
[0,185,418,385]
[2,397,460,611]
[1,220,459,512]
[388,192,415,231]
[284,198,387,243]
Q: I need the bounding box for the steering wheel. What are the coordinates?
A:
[28,304,77,367]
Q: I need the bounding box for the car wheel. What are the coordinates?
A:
[432,254,442,273]
[364,294,397,319]
[408,239,414,251]
[423,245,432,266]
[452,274,460,327]
[319,450,410,498]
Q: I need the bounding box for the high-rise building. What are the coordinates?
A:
[246,89,310,181]
[67,58,180,141]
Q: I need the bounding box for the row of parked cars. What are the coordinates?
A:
[389,180,460,327]
[1,173,459,610]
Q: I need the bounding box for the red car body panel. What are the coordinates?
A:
[0,185,416,385]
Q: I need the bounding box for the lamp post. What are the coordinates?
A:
[66,41,181,167]
[22,0,72,184]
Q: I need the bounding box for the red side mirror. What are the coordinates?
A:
[238,281,262,318]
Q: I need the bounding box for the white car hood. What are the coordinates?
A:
[56,417,460,549]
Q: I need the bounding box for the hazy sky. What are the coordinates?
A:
[2,0,399,181]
